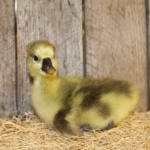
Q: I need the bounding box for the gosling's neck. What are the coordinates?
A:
[32,74,58,87]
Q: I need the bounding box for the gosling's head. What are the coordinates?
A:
[27,41,58,78]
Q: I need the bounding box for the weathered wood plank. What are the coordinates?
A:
[147,0,150,110]
[0,0,16,118]
[17,0,82,114]
[85,0,147,112]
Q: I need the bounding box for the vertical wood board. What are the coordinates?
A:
[0,0,16,118]
[85,0,147,112]
[17,0,82,114]
[148,0,150,110]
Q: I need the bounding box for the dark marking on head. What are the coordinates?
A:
[29,76,34,84]
[101,120,114,131]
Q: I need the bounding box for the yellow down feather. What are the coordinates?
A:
[27,41,139,137]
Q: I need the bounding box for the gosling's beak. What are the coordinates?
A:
[47,66,56,75]
[41,58,56,75]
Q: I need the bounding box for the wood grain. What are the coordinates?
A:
[148,0,150,111]
[85,0,147,112]
[17,0,82,114]
[0,0,16,118]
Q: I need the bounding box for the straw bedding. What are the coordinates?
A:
[0,111,150,150]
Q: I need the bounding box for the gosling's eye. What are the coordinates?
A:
[33,55,39,61]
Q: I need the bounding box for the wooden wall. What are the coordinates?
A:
[0,0,148,118]
[85,0,147,112]
[0,0,17,118]
[0,0,82,117]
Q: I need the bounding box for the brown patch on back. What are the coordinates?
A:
[76,85,111,118]
[75,78,132,118]
[79,78,132,96]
